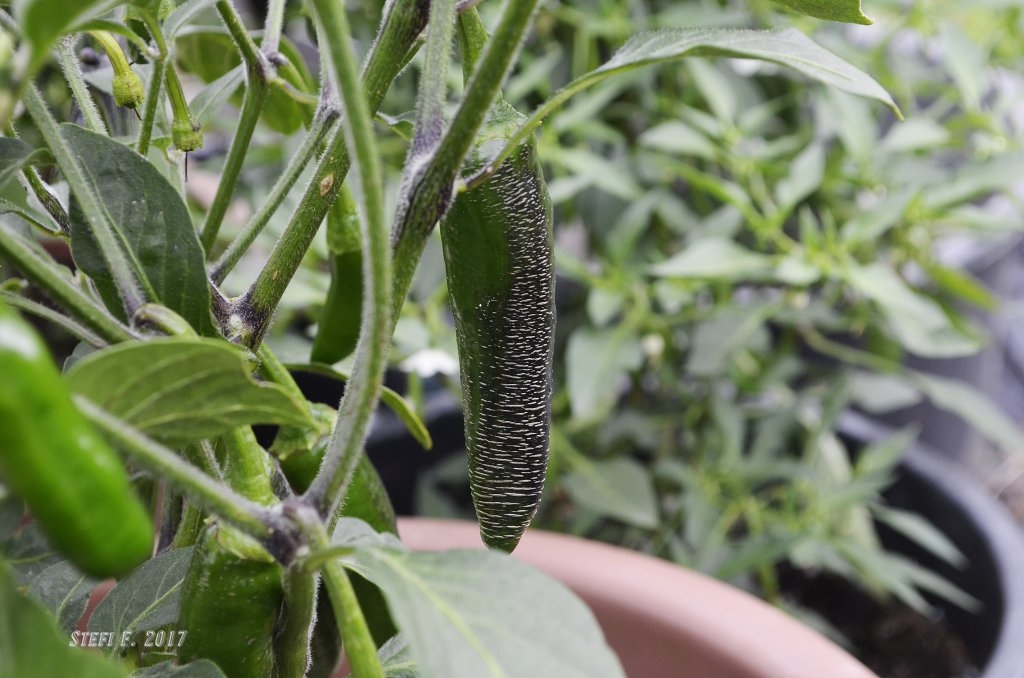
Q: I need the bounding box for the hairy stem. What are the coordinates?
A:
[211,110,336,283]
[304,0,390,520]
[277,568,318,678]
[57,36,107,135]
[240,0,427,346]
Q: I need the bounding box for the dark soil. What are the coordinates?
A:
[781,569,977,678]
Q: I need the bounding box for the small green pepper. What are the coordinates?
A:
[0,301,154,577]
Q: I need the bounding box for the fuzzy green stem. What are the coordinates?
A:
[199,77,268,251]
[292,507,383,678]
[215,0,263,69]
[136,13,169,157]
[263,0,287,55]
[210,111,335,283]
[77,397,274,543]
[20,166,70,233]
[240,0,427,346]
[304,0,390,520]
[57,36,107,135]
[0,289,106,347]
[410,0,457,158]
[0,225,135,343]
[277,568,317,678]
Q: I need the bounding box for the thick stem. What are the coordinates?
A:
[410,0,456,159]
[77,397,274,544]
[216,0,263,68]
[240,0,428,346]
[276,568,318,678]
[304,0,390,520]
[210,111,336,283]
[199,76,269,251]
[291,505,383,678]
[262,0,287,55]
[57,36,108,135]
[0,227,135,344]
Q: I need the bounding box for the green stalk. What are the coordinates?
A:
[304,0,390,520]
[77,397,274,544]
[137,14,168,157]
[292,507,383,678]
[210,111,336,283]
[57,37,107,135]
[276,568,317,678]
[0,225,135,344]
[0,290,106,348]
[390,0,541,319]
[263,0,287,55]
[215,0,263,68]
[409,0,457,158]
[240,0,428,346]
[20,166,70,233]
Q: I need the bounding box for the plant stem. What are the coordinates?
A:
[0,227,135,343]
[210,111,336,283]
[77,397,274,544]
[390,0,541,318]
[215,0,263,68]
[410,0,456,159]
[276,568,317,678]
[262,0,287,55]
[304,0,390,520]
[291,506,383,678]
[240,0,428,346]
[0,290,106,347]
[20,167,70,234]
[57,36,107,136]
[199,77,269,251]
[137,14,168,157]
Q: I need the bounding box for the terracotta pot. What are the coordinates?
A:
[397,517,878,678]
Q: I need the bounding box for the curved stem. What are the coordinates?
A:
[57,36,107,135]
[136,16,168,157]
[0,289,107,348]
[304,0,390,520]
[211,111,335,283]
[292,508,383,678]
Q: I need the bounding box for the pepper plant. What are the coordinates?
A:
[0,0,899,676]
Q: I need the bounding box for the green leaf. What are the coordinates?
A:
[911,372,1024,458]
[849,372,922,414]
[562,457,659,529]
[775,142,825,211]
[871,505,965,568]
[0,137,51,190]
[88,548,194,651]
[132,660,227,678]
[844,263,981,358]
[162,0,220,40]
[565,325,643,419]
[344,548,625,678]
[66,339,313,445]
[649,238,773,280]
[0,561,127,678]
[687,304,775,376]
[769,0,871,24]
[188,66,244,127]
[12,0,117,73]
[28,561,99,634]
[1,522,61,586]
[61,124,214,334]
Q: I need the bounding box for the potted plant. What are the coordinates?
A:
[0,0,910,676]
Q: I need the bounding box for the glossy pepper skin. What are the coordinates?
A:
[0,301,153,577]
[178,524,284,677]
[440,108,555,552]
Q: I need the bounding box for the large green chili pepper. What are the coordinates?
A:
[440,101,555,553]
[0,301,153,578]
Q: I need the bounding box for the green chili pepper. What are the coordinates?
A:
[0,301,154,577]
[178,524,284,677]
[313,185,364,365]
[89,31,144,110]
[440,101,555,553]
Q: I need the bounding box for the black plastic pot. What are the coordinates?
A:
[841,412,1024,678]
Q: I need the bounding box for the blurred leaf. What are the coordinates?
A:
[922,262,997,311]
[940,22,987,111]
[769,0,871,24]
[0,561,127,678]
[841,188,915,246]
[649,238,772,279]
[344,548,625,678]
[12,0,116,73]
[921,153,1024,211]
[0,138,51,190]
[872,505,965,568]
[912,372,1024,458]
[849,372,923,413]
[88,548,194,650]
[566,325,643,419]
[67,339,313,445]
[880,119,950,153]
[188,66,244,127]
[132,661,226,678]
[775,143,825,211]
[638,121,716,160]
[562,458,659,529]
[687,304,775,376]
[844,263,981,358]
